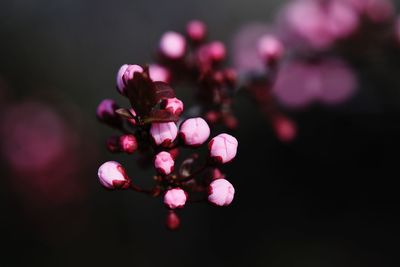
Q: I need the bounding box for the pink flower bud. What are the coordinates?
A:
[96,99,122,127]
[116,64,143,95]
[166,210,180,230]
[164,188,187,209]
[119,134,138,154]
[97,161,130,190]
[258,35,284,63]
[179,117,210,146]
[186,20,207,42]
[149,64,171,83]
[205,111,220,124]
[208,133,238,164]
[208,41,226,62]
[222,114,238,130]
[159,31,186,59]
[163,97,184,116]
[150,122,178,147]
[208,179,235,206]
[154,151,174,175]
[273,116,297,143]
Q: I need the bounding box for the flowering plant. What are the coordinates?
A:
[97,58,237,230]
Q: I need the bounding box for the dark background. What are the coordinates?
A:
[1,0,400,266]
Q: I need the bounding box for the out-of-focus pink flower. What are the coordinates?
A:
[273,58,357,108]
[2,101,65,173]
[150,122,178,146]
[179,117,210,146]
[232,23,272,73]
[96,99,122,128]
[163,97,184,116]
[149,64,171,83]
[186,20,207,42]
[96,99,118,120]
[208,179,235,206]
[1,99,94,241]
[273,116,297,143]
[208,41,226,62]
[98,161,130,189]
[119,134,138,154]
[279,0,359,49]
[166,210,180,230]
[258,34,284,64]
[164,188,187,209]
[159,31,186,59]
[116,64,143,95]
[205,110,220,124]
[208,133,238,164]
[154,151,174,175]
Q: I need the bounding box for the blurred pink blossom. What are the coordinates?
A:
[278,0,359,49]
[159,31,186,59]
[232,23,272,73]
[273,58,358,108]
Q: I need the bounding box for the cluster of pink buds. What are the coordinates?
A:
[97,66,238,230]
[148,20,239,130]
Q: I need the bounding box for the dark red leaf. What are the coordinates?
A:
[125,70,178,124]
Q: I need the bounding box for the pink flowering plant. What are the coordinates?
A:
[97,61,238,230]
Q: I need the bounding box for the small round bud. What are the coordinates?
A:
[164,188,187,209]
[208,133,238,164]
[159,31,186,59]
[208,41,226,62]
[119,134,138,154]
[96,99,121,127]
[222,114,238,130]
[150,122,178,147]
[116,64,129,94]
[166,210,180,230]
[186,20,207,42]
[163,97,184,116]
[273,116,297,143]
[258,35,284,64]
[154,151,174,175]
[149,64,171,83]
[208,179,235,206]
[116,64,143,95]
[97,161,130,189]
[205,111,220,124]
[179,117,210,146]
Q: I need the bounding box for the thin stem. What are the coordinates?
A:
[178,162,210,183]
[129,182,158,195]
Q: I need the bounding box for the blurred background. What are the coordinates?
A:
[1,0,400,266]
